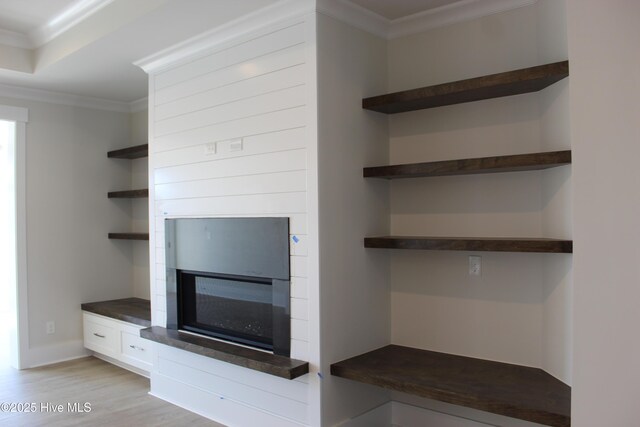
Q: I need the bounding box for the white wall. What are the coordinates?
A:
[130,109,150,299]
[146,16,319,427]
[387,0,571,383]
[0,96,135,367]
[316,12,391,426]
[567,0,640,424]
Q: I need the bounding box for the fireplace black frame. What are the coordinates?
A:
[165,218,291,356]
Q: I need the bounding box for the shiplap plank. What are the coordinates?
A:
[155,106,306,152]
[155,192,307,217]
[152,373,306,427]
[157,62,305,120]
[153,127,306,169]
[290,340,309,362]
[158,345,309,403]
[291,298,309,321]
[291,319,309,342]
[156,170,306,200]
[155,149,306,185]
[157,358,307,423]
[291,277,308,299]
[291,255,308,278]
[155,23,305,90]
[157,45,304,107]
[155,85,305,137]
[290,234,308,256]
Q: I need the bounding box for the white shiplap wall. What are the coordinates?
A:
[147,18,316,427]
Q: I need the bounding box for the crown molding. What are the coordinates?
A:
[135,0,315,75]
[0,28,32,49]
[29,0,115,47]
[316,0,387,39]
[129,97,148,113]
[388,0,538,39]
[318,0,538,39]
[0,83,131,113]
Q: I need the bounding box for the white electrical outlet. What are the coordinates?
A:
[46,321,55,334]
[469,256,481,276]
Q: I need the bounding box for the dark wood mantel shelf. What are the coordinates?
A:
[364,150,571,179]
[331,345,570,427]
[140,326,309,380]
[363,61,569,114]
[108,233,150,241]
[107,144,148,159]
[108,189,149,199]
[365,236,572,253]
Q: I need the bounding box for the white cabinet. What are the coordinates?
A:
[82,312,152,374]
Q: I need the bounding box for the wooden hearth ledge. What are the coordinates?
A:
[140,326,309,380]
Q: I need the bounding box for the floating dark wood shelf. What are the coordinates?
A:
[363,61,569,114]
[364,150,571,179]
[108,233,149,241]
[331,345,570,427]
[107,144,148,159]
[365,236,572,253]
[140,326,309,380]
[82,298,151,327]
[108,189,149,198]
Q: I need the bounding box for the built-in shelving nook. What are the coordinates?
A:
[331,9,573,424]
[107,144,149,240]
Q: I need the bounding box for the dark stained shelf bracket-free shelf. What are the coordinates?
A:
[107,144,149,159]
[331,345,570,427]
[108,189,149,199]
[108,233,150,241]
[364,150,571,179]
[140,326,309,380]
[363,61,569,114]
[365,236,572,253]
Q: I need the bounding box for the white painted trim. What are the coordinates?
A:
[135,0,315,74]
[29,0,115,48]
[0,105,28,122]
[318,0,538,40]
[0,83,130,113]
[14,121,28,369]
[387,0,539,39]
[129,97,148,113]
[92,352,150,377]
[316,0,388,39]
[22,340,90,369]
[0,28,32,49]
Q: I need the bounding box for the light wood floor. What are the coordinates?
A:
[0,356,225,426]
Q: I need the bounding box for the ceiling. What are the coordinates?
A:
[0,0,502,107]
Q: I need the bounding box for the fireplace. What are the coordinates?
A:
[165,218,291,356]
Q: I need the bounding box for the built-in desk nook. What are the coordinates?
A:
[81,298,152,375]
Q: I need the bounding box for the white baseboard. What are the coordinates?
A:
[91,352,150,378]
[23,339,90,368]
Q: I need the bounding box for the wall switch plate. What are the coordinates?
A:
[469,256,481,276]
[229,138,243,152]
[204,142,216,155]
[46,321,55,334]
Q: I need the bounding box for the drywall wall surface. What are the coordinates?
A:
[0,96,133,367]
[130,108,150,300]
[567,0,640,424]
[316,12,391,426]
[387,0,571,381]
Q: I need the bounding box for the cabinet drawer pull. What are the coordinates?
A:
[129,344,145,351]
[93,333,106,338]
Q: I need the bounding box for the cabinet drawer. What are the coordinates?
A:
[121,331,152,365]
[83,317,118,355]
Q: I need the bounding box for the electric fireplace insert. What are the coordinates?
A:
[165,218,291,356]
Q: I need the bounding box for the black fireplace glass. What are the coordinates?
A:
[179,271,274,350]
